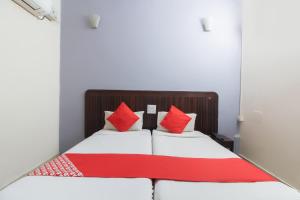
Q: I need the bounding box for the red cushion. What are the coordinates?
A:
[107,102,139,132]
[160,105,192,133]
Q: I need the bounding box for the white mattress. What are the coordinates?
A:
[0,130,153,200]
[152,130,300,200]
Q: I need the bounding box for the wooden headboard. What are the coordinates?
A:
[85,90,218,138]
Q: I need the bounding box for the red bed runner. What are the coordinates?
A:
[30,153,276,183]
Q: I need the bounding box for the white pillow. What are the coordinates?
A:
[154,130,207,138]
[104,111,144,131]
[157,111,197,132]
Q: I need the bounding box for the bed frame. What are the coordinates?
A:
[85,90,218,138]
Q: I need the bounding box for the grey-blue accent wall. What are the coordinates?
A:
[60,0,241,152]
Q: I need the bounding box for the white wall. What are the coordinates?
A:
[0,0,60,189]
[240,0,300,190]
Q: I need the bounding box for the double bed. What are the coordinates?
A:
[1,90,299,200]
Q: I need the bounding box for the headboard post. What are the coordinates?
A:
[85,90,218,138]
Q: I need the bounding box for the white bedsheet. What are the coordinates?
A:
[152,130,300,200]
[67,129,152,154]
[152,130,238,158]
[0,130,153,200]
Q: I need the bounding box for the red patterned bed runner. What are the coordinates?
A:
[30,153,276,183]
[29,154,83,177]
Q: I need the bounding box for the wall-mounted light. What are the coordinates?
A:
[201,17,213,32]
[89,14,101,29]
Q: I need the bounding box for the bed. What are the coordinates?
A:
[152,130,300,200]
[2,90,298,200]
[0,131,153,200]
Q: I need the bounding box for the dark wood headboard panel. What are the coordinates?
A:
[85,90,218,138]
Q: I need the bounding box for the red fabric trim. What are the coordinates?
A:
[63,153,276,183]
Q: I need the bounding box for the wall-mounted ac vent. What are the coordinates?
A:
[12,0,56,21]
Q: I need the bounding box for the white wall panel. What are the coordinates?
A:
[241,0,300,190]
[0,0,61,189]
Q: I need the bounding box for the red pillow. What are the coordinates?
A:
[160,105,192,134]
[107,102,139,132]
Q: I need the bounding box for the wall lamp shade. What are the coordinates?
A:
[89,14,101,29]
[201,17,213,32]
